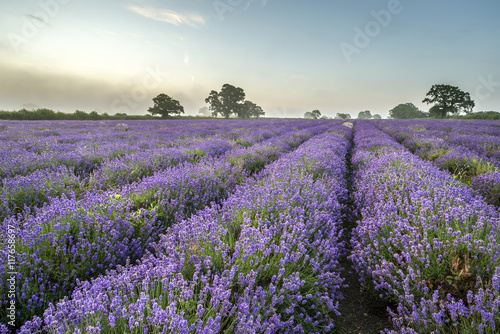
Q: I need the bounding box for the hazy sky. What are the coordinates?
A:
[1,0,499,118]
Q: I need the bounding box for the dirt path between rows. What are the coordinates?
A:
[333,132,393,333]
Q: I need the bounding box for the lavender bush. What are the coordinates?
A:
[351,121,500,333]
[4,118,500,333]
[471,172,500,207]
[0,120,338,328]
[21,129,350,333]
[377,120,500,183]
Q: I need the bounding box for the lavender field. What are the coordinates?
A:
[1,119,500,333]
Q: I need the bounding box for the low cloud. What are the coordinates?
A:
[0,63,124,113]
[0,63,206,115]
[127,5,205,28]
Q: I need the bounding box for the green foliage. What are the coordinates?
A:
[334,113,351,120]
[451,111,500,120]
[423,84,475,118]
[205,84,246,119]
[1,173,81,218]
[357,110,372,119]
[304,110,321,119]
[389,103,428,119]
[241,100,265,118]
[147,94,184,118]
[439,157,498,183]
[204,84,265,119]
[0,108,155,120]
[74,110,89,120]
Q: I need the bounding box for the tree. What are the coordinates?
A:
[311,110,321,119]
[148,94,184,118]
[373,114,382,119]
[389,103,427,119]
[34,108,57,120]
[304,110,321,119]
[242,100,265,118]
[74,110,89,120]
[422,84,475,118]
[205,91,223,117]
[205,84,245,118]
[334,113,351,120]
[204,84,264,119]
[198,106,211,117]
[89,111,100,120]
[357,110,372,119]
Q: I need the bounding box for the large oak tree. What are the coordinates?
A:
[242,100,265,118]
[422,84,475,118]
[205,84,246,119]
[147,94,184,118]
[205,84,265,119]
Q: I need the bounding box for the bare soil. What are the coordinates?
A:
[333,231,393,333]
[333,142,393,333]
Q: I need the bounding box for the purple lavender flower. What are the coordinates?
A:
[18,123,350,333]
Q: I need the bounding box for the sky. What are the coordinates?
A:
[0,0,499,118]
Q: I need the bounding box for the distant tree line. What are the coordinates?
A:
[302,110,383,120]
[0,108,156,121]
[357,110,382,119]
[303,84,481,120]
[333,111,381,120]
[333,113,350,120]
[0,83,266,121]
[450,111,500,120]
[304,110,322,119]
[4,83,495,121]
[390,84,479,119]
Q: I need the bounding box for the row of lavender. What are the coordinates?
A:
[18,127,351,333]
[1,120,249,179]
[6,118,500,332]
[1,120,321,220]
[376,119,500,207]
[0,120,342,329]
[351,121,500,333]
